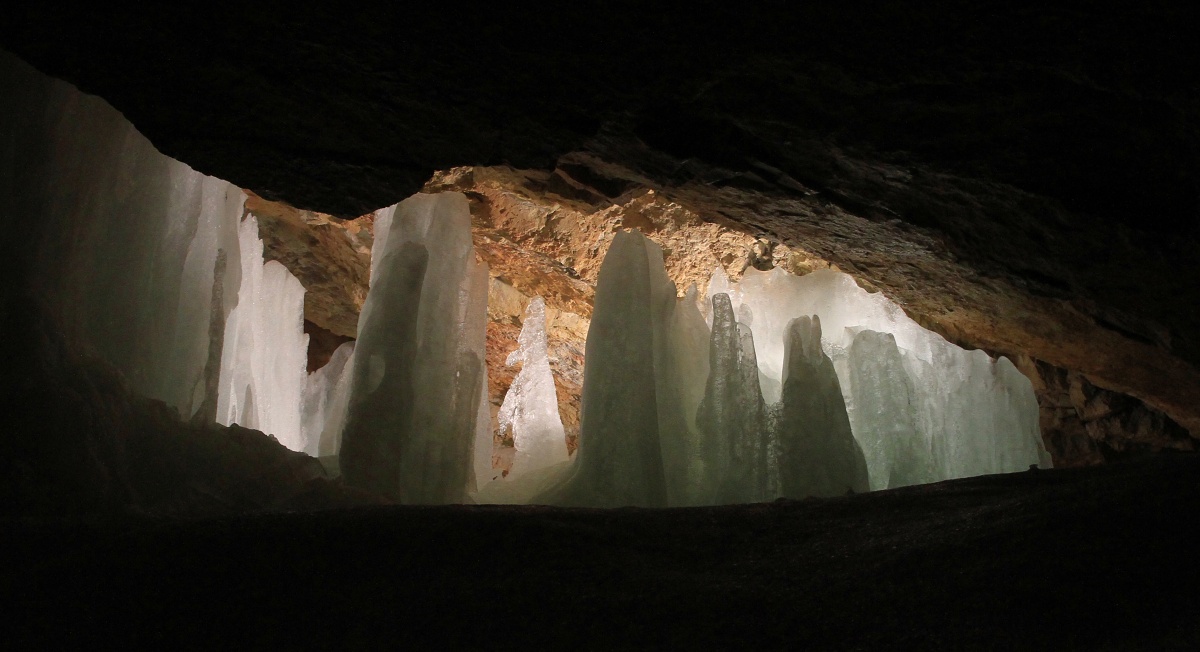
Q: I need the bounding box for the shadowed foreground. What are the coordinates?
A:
[6,454,1199,650]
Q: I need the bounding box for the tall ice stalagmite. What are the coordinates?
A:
[338,192,489,503]
[777,316,871,498]
[497,297,570,479]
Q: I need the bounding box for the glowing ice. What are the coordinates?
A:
[337,192,489,503]
[1,51,245,419]
[710,266,1050,481]
[496,298,570,478]
[696,293,773,504]
[215,214,310,450]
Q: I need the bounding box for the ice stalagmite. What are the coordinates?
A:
[536,230,710,507]
[542,230,668,507]
[665,285,713,504]
[215,215,310,451]
[846,330,931,489]
[300,341,356,457]
[338,192,489,503]
[777,316,871,498]
[2,51,245,419]
[496,298,570,478]
[695,293,773,504]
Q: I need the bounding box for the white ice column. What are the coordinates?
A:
[338,192,489,504]
[776,316,871,498]
[496,298,570,479]
[216,214,309,450]
[539,230,668,507]
[539,230,710,507]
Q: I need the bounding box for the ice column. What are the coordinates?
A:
[539,230,709,507]
[846,330,931,489]
[695,293,773,504]
[337,192,489,504]
[495,298,570,479]
[776,316,871,498]
[215,214,310,450]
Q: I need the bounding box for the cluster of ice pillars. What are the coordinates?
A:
[480,230,1050,506]
[5,51,1048,506]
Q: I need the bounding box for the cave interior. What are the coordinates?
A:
[2,4,1200,649]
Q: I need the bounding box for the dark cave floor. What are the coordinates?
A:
[5,454,1200,650]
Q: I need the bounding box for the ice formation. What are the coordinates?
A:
[696,293,773,504]
[4,49,1049,506]
[215,214,310,450]
[300,341,356,458]
[776,316,870,497]
[536,231,712,507]
[528,232,1047,506]
[2,51,245,419]
[496,298,570,478]
[336,192,490,503]
[708,266,1052,485]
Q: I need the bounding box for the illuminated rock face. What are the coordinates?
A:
[336,193,490,503]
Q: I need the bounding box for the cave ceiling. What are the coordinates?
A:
[2,3,1199,439]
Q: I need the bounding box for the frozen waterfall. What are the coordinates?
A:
[3,50,246,420]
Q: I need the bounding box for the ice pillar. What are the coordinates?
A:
[776,316,871,497]
[497,298,570,479]
[338,192,489,503]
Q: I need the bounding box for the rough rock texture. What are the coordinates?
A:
[244,192,372,339]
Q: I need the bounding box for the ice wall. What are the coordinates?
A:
[214,214,310,451]
[1,51,245,419]
[709,267,1051,482]
[337,192,489,503]
[496,298,570,478]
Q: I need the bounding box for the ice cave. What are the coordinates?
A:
[1,49,1052,509]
